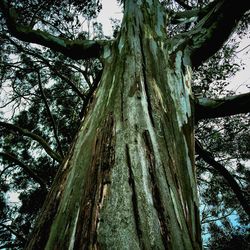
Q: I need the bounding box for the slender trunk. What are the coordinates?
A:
[26,1,201,249]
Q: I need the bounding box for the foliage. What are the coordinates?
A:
[207,222,250,250]
[194,37,250,245]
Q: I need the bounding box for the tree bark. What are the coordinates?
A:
[25,1,201,249]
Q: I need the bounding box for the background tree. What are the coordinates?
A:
[0,0,249,249]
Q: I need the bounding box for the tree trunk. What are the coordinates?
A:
[26,1,201,249]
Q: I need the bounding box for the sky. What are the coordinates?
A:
[228,36,250,94]
[96,0,123,36]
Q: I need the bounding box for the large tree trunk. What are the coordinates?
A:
[26,1,201,249]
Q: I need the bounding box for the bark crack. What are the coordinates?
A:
[125,144,143,249]
[74,114,115,249]
[142,130,170,248]
[120,62,126,123]
[139,30,155,128]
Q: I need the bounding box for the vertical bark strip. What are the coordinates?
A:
[142,130,170,246]
[74,113,116,249]
[126,144,143,248]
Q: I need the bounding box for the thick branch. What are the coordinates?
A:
[195,140,250,217]
[188,0,250,67]
[195,92,250,121]
[0,0,106,60]
[0,121,62,163]
[0,152,47,189]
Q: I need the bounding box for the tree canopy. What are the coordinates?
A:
[0,0,249,249]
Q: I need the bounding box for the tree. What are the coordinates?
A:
[0,0,250,249]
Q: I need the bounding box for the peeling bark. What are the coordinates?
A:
[25,0,203,249]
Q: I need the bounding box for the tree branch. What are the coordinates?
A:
[0,243,23,249]
[0,0,107,60]
[170,3,212,25]
[5,37,87,101]
[201,208,235,224]
[48,65,87,100]
[195,92,250,121]
[0,121,62,163]
[188,0,250,67]
[0,152,47,190]
[60,63,92,88]
[37,71,64,158]
[170,8,200,24]
[0,223,26,243]
[195,140,250,217]
[174,0,192,10]
[79,69,102,118]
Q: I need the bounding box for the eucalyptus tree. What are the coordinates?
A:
[0,0,250,249]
